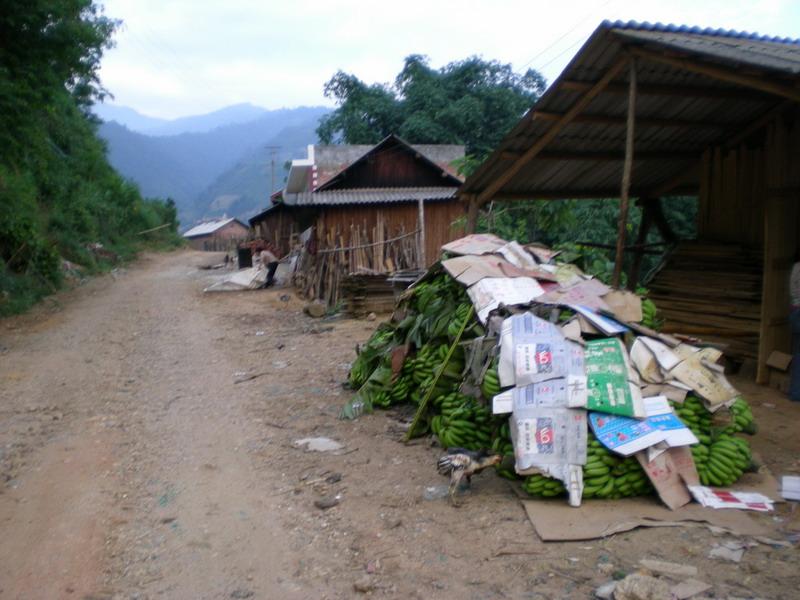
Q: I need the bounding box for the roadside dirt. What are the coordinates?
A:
[1,250,798,599]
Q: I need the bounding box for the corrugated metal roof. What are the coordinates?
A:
[460,20,800,202]
[282,187,458,206]
[183,217,245,238]
[315,134,464,191]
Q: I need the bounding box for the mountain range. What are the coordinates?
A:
[94,103,330,227]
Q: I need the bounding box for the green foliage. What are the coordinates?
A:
[477,197,698,285]
[0,1,180,316]
[317,55,546,155]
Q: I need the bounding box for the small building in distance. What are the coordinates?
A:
[182,217,249,251]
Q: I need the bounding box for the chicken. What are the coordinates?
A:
[437,448,501,506]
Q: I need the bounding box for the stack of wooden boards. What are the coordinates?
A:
[341,274,397,317]
[648,241,762,360]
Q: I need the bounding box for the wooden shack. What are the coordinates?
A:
[182,217,249,251]
[459,20,800,383]
[250,135,465,305]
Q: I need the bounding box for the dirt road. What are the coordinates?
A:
[1,250,798,599]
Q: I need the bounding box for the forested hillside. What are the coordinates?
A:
[0,1,180,315]
[97,106,328,225]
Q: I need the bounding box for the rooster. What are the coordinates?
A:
[437,448,501,506]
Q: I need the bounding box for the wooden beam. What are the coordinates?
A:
[490,187,698,201]
[417,197,426,268]
[500,150,695,161]
[559,79,773,101]
[645,163,701,197]
[464,194,479,233]
[493,190,624,200]
[533,110,731,129]
[537,151,696,161]
[476,55,630,206]
[629,46,800,103]
[612,61,637,288]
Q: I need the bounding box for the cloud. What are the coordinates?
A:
[98,0,800,118]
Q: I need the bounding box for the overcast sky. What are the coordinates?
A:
[97,0,800,119]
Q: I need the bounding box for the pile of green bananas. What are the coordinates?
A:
[430,392,493,450]
[582,437,654,499]
[480,361,501,400]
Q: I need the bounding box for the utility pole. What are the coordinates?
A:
[265,145,281,198]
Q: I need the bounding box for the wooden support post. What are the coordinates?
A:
[465,195,479,233]
[417,197,426,268]
[612,60,637,288]
[627,197,655,289]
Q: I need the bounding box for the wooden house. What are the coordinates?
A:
[182,217,249,251]
[459,20,800,383]
[249,135,465,304]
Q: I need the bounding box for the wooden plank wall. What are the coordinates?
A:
[697,106,800,381]
[252,207,316,256]
[316,200,464,267]
[697,145,765,246]
[757,109,800,383]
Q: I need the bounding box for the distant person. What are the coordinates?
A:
[259,248,280,288]
[791,254,800,401]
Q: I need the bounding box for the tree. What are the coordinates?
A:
[317,55,546,156]
[1,1,180,315]
[0,1,116,155]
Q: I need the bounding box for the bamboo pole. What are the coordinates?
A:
[417,197,426,268]
[405,305,474,442]
[612,60,637,288]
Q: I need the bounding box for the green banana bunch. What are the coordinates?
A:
[348,327,395,387]
[671,395,755,487]
[640,297,662,330]
[372,389,391,409]
[431,392,494,450]
[726,397,757,435]
[582,436,654,499]
[491,421,514,453]
[387,373,412,405]
[671,395,713,445]
[445,301,484,339]
[696,433,752,487]
[480,360,501,400]
[523,474,566,497]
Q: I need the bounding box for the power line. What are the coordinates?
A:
[516,0,617,73]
